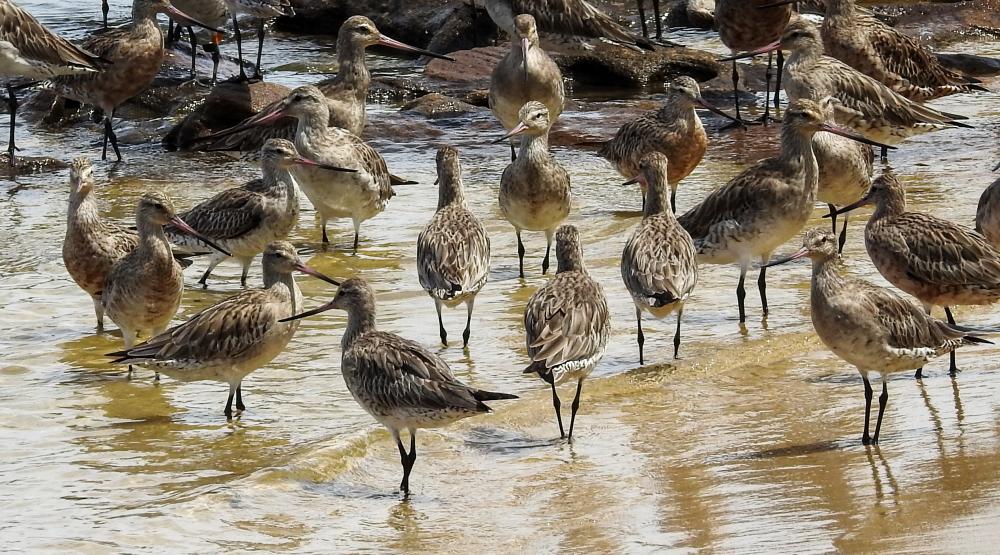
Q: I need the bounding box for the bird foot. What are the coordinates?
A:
[719,118,761,132]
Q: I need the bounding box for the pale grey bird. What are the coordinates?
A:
[417,147,491,348]
[763,229,989,445]
[523,225,609,440]
[494,101,571,278]
[489,13,564,161]
[832,170,1000,378]
[109,241,339,418]
[165,138,355,287]
[677,98,892,323]
[621,153,698,364]
[281,277,518,495]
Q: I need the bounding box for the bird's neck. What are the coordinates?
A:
[295,107,332,141]
[330,41,371,101]
[261,161,297,198]
[437,179,466,210]
[132,3,160,27]
[780,126,819,198]
[517,132,550,161]
[342,306,376,350]
[811,255,847,301]
[265,271,301,311]
[643,185,672,218]
[67,194,100,230]
[825,0,854,18]
[872,195,906,220]
[557,246,585,274]
[136,219,171,259]
[656,100,691,124]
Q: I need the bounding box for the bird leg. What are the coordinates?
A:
[862,374,873,445]
[396,431,417,495]
[463,298,474,348]
[516,230,525,279]
[567,378,584,441]
[670,185,677,215]
[253,18,265,81]
[92,296,105,331]
[232,15,249,82]
[774,50,784,111]
[838,213,848,254]
[636,306,645,365]
[198,256,223,288]
[435,299,448,346]
[240,260,251,288]
[207,33,222,85]
[872,380,888,444]
[101,111,121,162]
[827,203,838,234]
[187,26,198,80]
[542,231,553,275]
[760,51,773,125]
[721,60,756,131]
[548,376,565,439]
[224,382,237,419]
[353,231,360,254]
[636,0,649,39]
[102,0,109,27]
[757,262,769,315]
[736,263,748,323]
[880,146,888,163]
[673,307,684,359]
[235,383,246,412]
[653,0,662,41]
[321,222,329,246]
[945,307,961,375]
[6,84,19,167]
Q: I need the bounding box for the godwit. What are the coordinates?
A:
[715,0,791,123]
[489,13,564,161]
[417,147,491,348]
[523,225,609,440]
[730,18,972,155]
[165,138,355,287]
[495,101,571,278]
[598,76,738,211]
[765,0,987,101]
[221,0,293,81]
[811,97,874,253]
[102,192,230,377]
[0,0,105,164]
[280,277,518,495]
[676,98,892,323]
[621,153,698,364]
[63,157,196,330]
[831,170,1000,377]
[763,228,989,444]
[109,241,339,418]
[191,15,453,151]
[168,0,229,82]
[52,0,223,161]
[217,85,395,250]
[483,0,657,51]
[976,174,1000,249]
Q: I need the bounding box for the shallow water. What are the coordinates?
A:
[2,1,1000,552]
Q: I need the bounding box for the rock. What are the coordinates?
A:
[162,80,291,151]
[686,0,716,29]
[400,93,485,118]
[425,47,503,85]
[554,45,721,86]
[936,52,1000,77]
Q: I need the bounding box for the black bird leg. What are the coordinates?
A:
[758,265,768,315]
[673,308,684,358]
[101,110,121,161]
[549,377,565,439]
[235,383,246,412]
[737,265,747,323]
[862,374,873,444]
[516,230,525,278]
[542,238,552,275]
[636,0,649,39]
[872,381,888,444]
[774,49,784,111]
[945,306,961,375]
[636,306,645,365]
[6,84,19,166]
[653,0,662,40]
[397,431,417,495]
[567,378,584,441]
[253,18,265,80]
[436,300,448,346]
[233,15,248,82]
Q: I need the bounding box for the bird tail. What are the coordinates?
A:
[389,173,418,186]
[962,335,993,346]
[473,389,519,402]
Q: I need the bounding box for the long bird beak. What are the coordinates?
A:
[279,298,338,322]
[622,177,641,186]
[756,0,796,7]
[292,262,340,286]
[377,34,455,61]
[202,105,290,141]
[492,121,530,143]
[818,122,897,150]
[293,155,356,173]
[761,246,810,268]
[825,192,874,217]
[718,40,780,62]
[161,1,226,33]
[695,98,742,124]
[169,216,231,256]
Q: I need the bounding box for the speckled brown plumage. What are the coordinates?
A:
[0,0,105,79]
[976,176,1000,249]
[489,14,565,132]
[484,0,656,51]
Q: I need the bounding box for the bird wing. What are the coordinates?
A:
[819,56,966,127]
[190,94,298,153]
[523,272,609,369]
[510,0,647,49]
[677,158,786,240]
[346,132,395,204]
[862,12,971,88]
[858,278,964,351]
[110,289,283,364]
[416,207,491,297]
[622,218,698,304]
[347,331,489,412]
[0,2,106,71]
[174,186,265,240]
[874,213,1000,289]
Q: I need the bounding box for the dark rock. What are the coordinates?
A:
[936,52,1000,77]
[554,45,721,86]
[162,80,291,151]
[400,93,485,118]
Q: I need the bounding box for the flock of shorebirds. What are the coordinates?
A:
[2,0,998,495]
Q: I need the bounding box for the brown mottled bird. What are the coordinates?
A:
[280,277,518,495]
